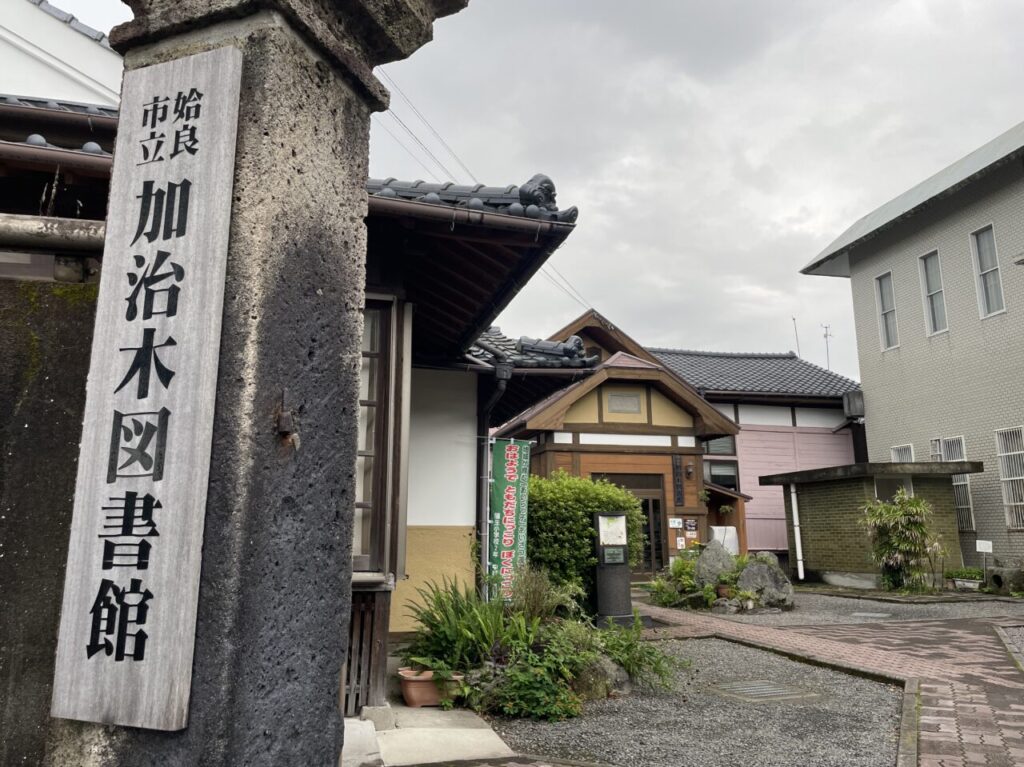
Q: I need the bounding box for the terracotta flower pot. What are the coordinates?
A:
[716,585,735,599]
[398,668,464,708]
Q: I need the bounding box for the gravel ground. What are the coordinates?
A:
[1006,625,1024,656]
[718,592,1024,626]
[492,638,901,767]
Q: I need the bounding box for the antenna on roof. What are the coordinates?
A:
[791,317,801,357]
[821,324,833,370]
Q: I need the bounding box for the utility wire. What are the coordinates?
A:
[538,268,588,311]
[546,262,592,309]
[385,109,459,182]
[379,69,480,185]
[372,115,440,182]
[377,72,594,314]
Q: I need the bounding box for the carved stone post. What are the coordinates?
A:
[43,1,465,764]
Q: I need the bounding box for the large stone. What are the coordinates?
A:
[572,655,631,700]
[988,567,1024,595]
[754,551,780,569]
[711,598,739,615]
[694,540,736,588]
[737,561,795,610]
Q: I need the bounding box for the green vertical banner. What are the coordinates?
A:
[489,438,530,600]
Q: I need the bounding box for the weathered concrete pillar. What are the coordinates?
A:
[41,1,465,765]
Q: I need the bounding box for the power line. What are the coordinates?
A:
[539,267,588,311]
[385,109,460,182]
[546,262,592,309]
[376,72,595,316]
[371,116,441,182]
[378,69,480,185]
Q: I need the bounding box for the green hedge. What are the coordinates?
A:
[528,471,644,593]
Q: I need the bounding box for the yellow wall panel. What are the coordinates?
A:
[650,388,693,427]
[391,526,475,632]
[564,389,599,423]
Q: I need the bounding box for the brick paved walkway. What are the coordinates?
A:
[639,603,1024,767]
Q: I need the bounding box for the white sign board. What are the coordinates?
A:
[51,46,242,731]
[597,515,628,546]
[668,518,683,529]
[976,540,993,554]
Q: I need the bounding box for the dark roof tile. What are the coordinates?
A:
[650,348,859,398]
[469,327,598,369]
[366,174,578,223]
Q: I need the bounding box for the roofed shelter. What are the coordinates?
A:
[760,462,984,588]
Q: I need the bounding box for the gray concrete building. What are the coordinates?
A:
[803,121,1024,566]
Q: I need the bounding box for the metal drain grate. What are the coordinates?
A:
[851,612,891,619]
[712,680,818,702]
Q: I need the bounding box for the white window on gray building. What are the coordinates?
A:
[919,251,947,334]
[995,427,1024,530]
[891,444,914,462]
[875,476,913,502]
[876,271,899,349]
[937,436,974,532]
[929,439,943,461]
[972,226,1005,317]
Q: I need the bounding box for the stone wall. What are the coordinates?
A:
[0,280,96,767]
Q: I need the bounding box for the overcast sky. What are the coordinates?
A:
[57,0,1024,379]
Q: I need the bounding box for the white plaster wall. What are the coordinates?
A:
[794,407,846,428]
[738,404,792,426]
[847,163,1024,561]
[406,368,478,526]
[0,3,122,105]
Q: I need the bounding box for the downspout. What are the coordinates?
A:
[477,358,513,597]
[789,483,805,581]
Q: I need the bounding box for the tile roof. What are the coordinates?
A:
[649,348,860,398]
[469,327,599,369]
[24,0,114,51]
[1,94,118,120]
[366,175,578,222]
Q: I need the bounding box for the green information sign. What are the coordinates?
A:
[489,438,530,600]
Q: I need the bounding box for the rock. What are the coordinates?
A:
[988,567,1024,595]
[695,540,736,588]
[572,655,631,700]
[737,561,794,610]
[753,551,780,569]
[711,598,739,615]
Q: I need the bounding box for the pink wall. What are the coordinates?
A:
[738,425,855,550]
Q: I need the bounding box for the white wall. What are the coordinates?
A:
[737,404,792,426]
[406,368,478,526]
[794,407,846,428]
[0,3,122,105]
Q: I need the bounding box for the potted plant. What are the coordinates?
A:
[398,657,464,708]
[945,567,984,591]
[716,570,738,599]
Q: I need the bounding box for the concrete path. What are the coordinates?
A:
[342,704,515,767]
[638,602,1024,767]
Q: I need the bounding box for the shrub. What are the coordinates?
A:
[527,471,644,593]
[945,567,984,580]
[509,563,585,622]
[597,613,681,689]
[862,489,940,591]
[403,578,538,670]
[488,650,583,720]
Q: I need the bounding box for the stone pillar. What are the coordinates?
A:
[42,1,465,765]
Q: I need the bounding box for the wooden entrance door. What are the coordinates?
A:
[592,473,666,579]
